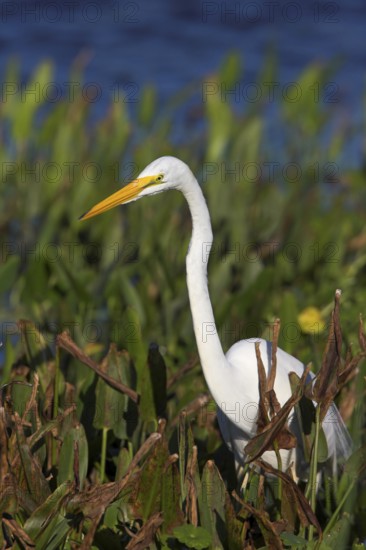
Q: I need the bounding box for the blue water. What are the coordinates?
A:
[0,0,365,164]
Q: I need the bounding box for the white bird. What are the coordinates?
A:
[81,156,352,477]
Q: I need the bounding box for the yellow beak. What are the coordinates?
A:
[79,175,154,221]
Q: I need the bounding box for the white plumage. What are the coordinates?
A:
[81,156,352,475]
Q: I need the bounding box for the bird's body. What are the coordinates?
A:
[81,156,352,474]
[218,338,351,477]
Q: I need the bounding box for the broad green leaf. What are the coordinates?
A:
[224,493,243,550]
[161,461,184,533]
[132,437,168,521]
[11,381,33,420]
[198,461,226,549]
[103,492,132,532]
[322,514,352,549]
[58,423,88,488]
[93,345,132,439]
[123,306,147,384]
[172,524,212,549]
[280,531,309,546]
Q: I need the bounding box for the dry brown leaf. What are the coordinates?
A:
[256,459,322,535]
[2,516,35,549]
[312,290,343,421]
[232,491,284,550]
[186,445,198,526]
[57,331,138,403]
[245,360,310,461]
[170,394,210,428]
[126,512,164,550]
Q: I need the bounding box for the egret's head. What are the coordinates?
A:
[80,156,191,221]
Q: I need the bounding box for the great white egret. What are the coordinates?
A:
[81,156,352,477]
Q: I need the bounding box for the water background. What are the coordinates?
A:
[0,0,364,164]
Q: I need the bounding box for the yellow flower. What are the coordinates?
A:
[298,306,326,335]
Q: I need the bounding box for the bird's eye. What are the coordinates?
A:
[156,174,164,183]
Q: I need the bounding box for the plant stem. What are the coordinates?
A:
[324,475,332,517]
[100,426,108,483]
[273,440,283,514]
[308,404,321,542]
[52,346,61,467]
[321,479,355,540]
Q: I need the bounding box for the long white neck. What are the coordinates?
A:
[182,182,228,404]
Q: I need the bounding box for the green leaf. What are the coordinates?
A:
[224,493,243,550]
[115,445,133,479]
[123,306,147,386]
[15,416,51,505]
[342,444,366,481]
[133,436,168,521]
[139,84,157,126]
[18,319,55,393]
[138,343,161,426]
[10,381,33,420]
[1,338,16,384]
[58,423,88,488]
[280,531,309,547]
[322,514,352,548]
[0,255,20,293]
[50,253,91,304]
[172,525,212,549]
[23,481,74,550]
[161,461,184,533]
[198,461,226,549]
[93,345,132,439]
[220,51,241,89]
[103,493,132,532]
[12,60,53,142]
[119,271,146,324]
[147,343,167,418]
[277,291,299,354]
[204,73,234,162]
